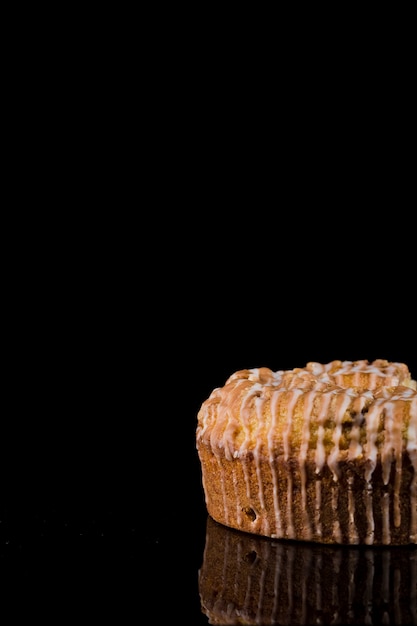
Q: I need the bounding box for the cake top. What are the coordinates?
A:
[225,359,416,392]
[196,359,417,472]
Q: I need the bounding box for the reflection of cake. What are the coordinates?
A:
[196,360,417,545]
[199,516,417,626]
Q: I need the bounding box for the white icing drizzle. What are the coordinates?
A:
[347,470,359,544]
[327,390,353,481]
[332,482,342,542]
[363,397,385,482]
[364,482,375,545]
[239,385,262,456]
[382,399,403,528]
[196,359,417,545]
[315,479,322,539]
[299,389,315,540]
[268,388,284,537]
[348,392,371,460]
[333,359,404,388]
[254,395,269,535]
[282,389,302,539]
[238,387,262,530]
[315,392,332,473]
[283,388,303,462]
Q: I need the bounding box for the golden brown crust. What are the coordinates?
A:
[196,359,417,545]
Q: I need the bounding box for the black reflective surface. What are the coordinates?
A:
[199,516,417,625]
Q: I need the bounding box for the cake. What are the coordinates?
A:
[199,515,417,625]
[196,359,417,545]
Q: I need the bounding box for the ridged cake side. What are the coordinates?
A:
[196,360,417,545]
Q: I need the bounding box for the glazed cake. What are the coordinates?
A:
[196,360,417,545]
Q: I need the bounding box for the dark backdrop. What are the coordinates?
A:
[3,10,415,622]
[3,204,415,623]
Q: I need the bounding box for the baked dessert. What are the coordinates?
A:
[196,359,417,545]
[199,515,417,625]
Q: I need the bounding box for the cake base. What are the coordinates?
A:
[198,445,416,545]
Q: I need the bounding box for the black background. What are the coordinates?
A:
[2,202,415,622]
[3,21,416,619]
